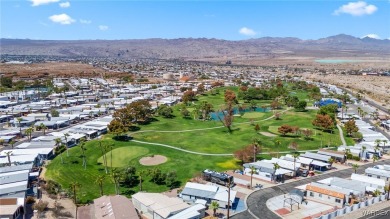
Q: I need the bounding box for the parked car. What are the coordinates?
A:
[300,169,309,177]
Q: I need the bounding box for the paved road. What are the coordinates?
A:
[231,158,390,219]
[358,206,390,219]
[342,88,390,114]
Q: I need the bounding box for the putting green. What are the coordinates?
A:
[241,112,266,119]
[97,146,149,167]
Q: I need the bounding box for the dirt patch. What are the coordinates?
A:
[139,155,167,166]
[259,132,277,137]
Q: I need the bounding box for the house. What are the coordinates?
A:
[0,198,24,219]
[180,182,237,208]
[262,158,300,177]
[351,173,387,192]
[306,182,347,208]
[132,193,190,219]
[365,168,390,181]
[167,204,205,219]
[281,154,313,169]
[243,161,278,182]
[300,152,331,171]
[318,149,346,163]
[77,195,139,219]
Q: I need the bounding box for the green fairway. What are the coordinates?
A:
[45,139,239,204]
[97,147,149,167]
[241,112,266,119]
[45,84,354,204]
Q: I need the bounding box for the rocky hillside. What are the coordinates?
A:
[1,34,390,59]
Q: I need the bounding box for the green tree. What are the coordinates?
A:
[197,83,205,94]
[165,171,178,189]
[39,123,48,135]
[16,117,23,136]
[344,119,359,136]
[50,109,60,117]
[108,119,126,136]
[294,100,307,111]
[157,104,174,118]
[254,124,260,132]
[0,76,13,88]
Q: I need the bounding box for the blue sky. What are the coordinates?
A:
[1,0,389,40]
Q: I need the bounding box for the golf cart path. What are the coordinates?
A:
[337,124,347,146]
[133,109,289,134]
[132,139,335,156]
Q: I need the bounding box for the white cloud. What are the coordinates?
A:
[49,13,75,25]
[99,25,109,31]
[30,0,60,7]
[333,1,377,16]
[239,27,256,36]
[59,2,70,8]
[80,19,92,24]
[361,34,381,39]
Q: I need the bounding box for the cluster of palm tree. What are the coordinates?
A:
[356,107,368,119]
[24,126,34,141]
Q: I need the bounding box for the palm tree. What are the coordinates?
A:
[25,126,34,141]
[69,181,81,204]
[39,123,47,135]
[273,163,280,182]
[328,158,335,167]
[138,170,147,191]
[249,166,256,189]
[292,153,300,177]
[352,164,359,174]
[54,138,64,164]
[5,151,12,166]
[373,189,381,197]
[375,139,382,148]
[16,117,23,136]
[95,175,105,196]
[274,139,281,158]
[209,201,219,217]
[373,155,379,163]
[63,133,70,157]
[80,140,87,170]
[111,168,121,195]
[9,140,16,149]
[98,140,109,174]
[382,140,388,147]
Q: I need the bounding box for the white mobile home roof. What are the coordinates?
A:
[301,152,331,162]
[284,155,313,165]
[0,180,28,196]
[0,170,29,185]
[365,168,390,178]
[351,173,386,187]
[263,158,301,171]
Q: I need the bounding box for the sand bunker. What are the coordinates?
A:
[139,155,167,166]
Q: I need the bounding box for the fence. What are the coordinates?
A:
[314,195,387,219]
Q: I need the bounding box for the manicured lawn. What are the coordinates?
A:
[97,147,149,167]
[45,137,239,203]
[45,85,352,203]
[133,109,346,153]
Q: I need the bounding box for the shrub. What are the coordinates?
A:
[26,196,36,204]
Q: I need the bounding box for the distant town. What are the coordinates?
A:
[0,55,390,219]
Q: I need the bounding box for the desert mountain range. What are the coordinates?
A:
[1,34,390,60]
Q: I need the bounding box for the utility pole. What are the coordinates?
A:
[227,175,231,219]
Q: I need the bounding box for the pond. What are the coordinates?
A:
[209,107,270,120]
